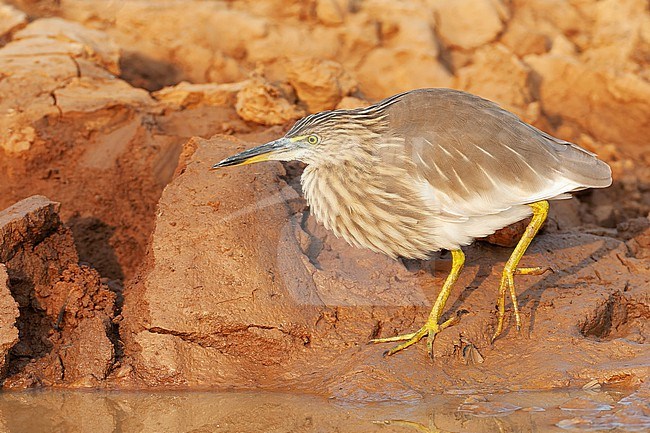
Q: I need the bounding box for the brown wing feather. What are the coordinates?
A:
[384,89,611,217]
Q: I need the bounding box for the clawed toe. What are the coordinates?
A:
[370,313,461,358]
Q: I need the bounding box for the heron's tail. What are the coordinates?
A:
[558,144,612,189]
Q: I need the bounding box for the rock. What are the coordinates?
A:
[59,315,114,384]
[0,4,27,42]
[287,58,357,112]
[0,16,185,281]
[356,47,452,99]
[246,25,340,66]
[592,205,617,228]
[623,218,650,260]
[547,198,582,231]
[121,135,320,386]
[525,53,650,150]
[455,43,533,117]
[235,77,305,125]
[120,136,650,397]
[616,217,650,241]
[153,81,246,110]
[580,0,649,71]
[432,0,507,50]
[351,0,451,99]
[361,0,440,58]
[506,0,585,43]
[12,17,120,74]
[501,22,551,57]
[549,34,578,56]
[315,0,347,25]
[0,196,65,264]
[0,196,116,388]
[336,96,368,110]
[0,17,153,155]
[480,218,530,247]
[336,12,381,66]
[0,265,19,378]
[60,1,265,84]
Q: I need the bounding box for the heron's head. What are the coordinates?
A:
[212,108,389,169]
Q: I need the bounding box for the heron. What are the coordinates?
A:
[212,88,612,358]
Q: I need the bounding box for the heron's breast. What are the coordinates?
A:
[300,166,439,259]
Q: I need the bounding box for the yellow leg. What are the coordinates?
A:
[492,200,552,342]
[370,249,465,358]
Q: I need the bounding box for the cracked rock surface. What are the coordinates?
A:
[0,264,19,375]
[0,196,116,388]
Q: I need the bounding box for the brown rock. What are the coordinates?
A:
[351,0,451,98]
[507,0,585,43]
[287,58,357,112]
[54,77,153,114]
[122,135,321,386]
[549,34,578,56]
[481,218,530,248]
[336,96,369,110]
[432,0,507,50]
[152,81,245,110]
[246,25,340,65]
[0,4,27,42]
[525,53,650,150]
[12,17,120,74]
[59,316,114,384]
[0,17,153,155]
[579,0,649,72]
[623,218,650,260]
[547,198,582,231]
[0,196,64,263]
[336,12,381,66]
[455,43,533,117]
[501,22,551,57]
[60,1,264,84]
[356,47,452,100]
[0,264,19,378]
[235,78,305,125]
[121,136,649,397]
[0,16,186,281]
[0,196,116,388]
[361,0,440,58]
[315,0,348,25]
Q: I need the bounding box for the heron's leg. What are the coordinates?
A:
[492,200,551,342]
[370,249,465,358]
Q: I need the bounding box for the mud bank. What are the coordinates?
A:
[0,0,648,399]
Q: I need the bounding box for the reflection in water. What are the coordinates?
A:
[0,388,646,433]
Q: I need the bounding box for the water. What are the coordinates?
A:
[0,388,648,433]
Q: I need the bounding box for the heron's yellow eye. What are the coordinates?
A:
[307,135,320,145]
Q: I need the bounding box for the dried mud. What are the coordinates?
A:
[0,0,648,401]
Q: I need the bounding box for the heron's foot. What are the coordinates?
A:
[370,315,460,359]
[492,266,553,343]
[515,266,553,276]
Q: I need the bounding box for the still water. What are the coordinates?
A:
[0,388,648,433]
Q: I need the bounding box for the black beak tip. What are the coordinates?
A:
[211,159,232,170]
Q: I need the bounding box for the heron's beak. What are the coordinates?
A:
[211,138,291,169]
